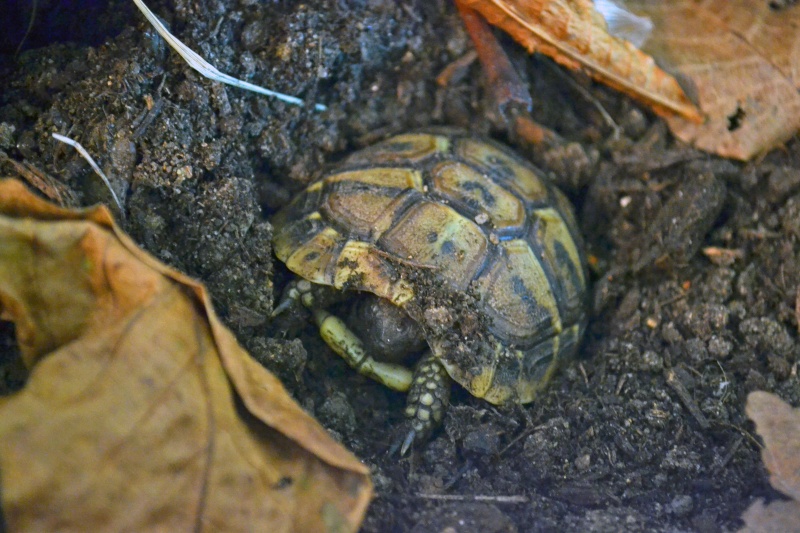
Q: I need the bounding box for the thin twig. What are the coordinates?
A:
[436,50,478,87]
[15,0,38,56]
[713,435,744,473]
[665,369,710,430]
[0,151,76,206]
[416,493,529,504]
[442,461,473,491]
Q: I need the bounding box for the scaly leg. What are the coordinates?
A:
[400,352,452,454]
[314,308,414,392]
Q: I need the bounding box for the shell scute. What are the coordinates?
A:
[344,133,448,166]
[322,168,423,240]
[284,225,346,286]
[455,137,549,204]
[431,161,526,232]
[475,239,561,347]
[529,208,586,325]
[378,201,488,291]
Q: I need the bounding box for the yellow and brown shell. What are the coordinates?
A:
[272,131,587,405]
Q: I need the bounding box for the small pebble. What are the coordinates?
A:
[639,350,663,373]
[670,495,694,517]
[575,454,592,471]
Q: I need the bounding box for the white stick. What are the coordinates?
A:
[132,0,326,111]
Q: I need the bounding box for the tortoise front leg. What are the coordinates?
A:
[314,309,414,392]
[316,309,452,455]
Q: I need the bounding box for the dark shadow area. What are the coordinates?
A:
[0,0,132,58]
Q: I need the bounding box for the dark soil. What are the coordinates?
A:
[2,1,799,531]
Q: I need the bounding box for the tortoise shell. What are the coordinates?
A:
[272,131,587,405]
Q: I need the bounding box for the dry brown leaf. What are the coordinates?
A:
[457,0,703,122]
[629,1,800,160]
[746,391,800,501]
[739,391,800,532]
[0,179,372,532]
[739,499,800,533]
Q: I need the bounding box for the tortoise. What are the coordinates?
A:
[271,130,587,452]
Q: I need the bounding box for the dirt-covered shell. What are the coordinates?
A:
[272,131,587,405]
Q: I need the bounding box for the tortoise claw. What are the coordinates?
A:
[394,353,451,454]
[270,279,308,318]
[270,296,295,318]
[386,423,417,456]
[399,428,417,456]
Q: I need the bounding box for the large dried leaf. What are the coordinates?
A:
[457,0,703,122]
[739,391,800,532]
[0,179,371,532]
[628,1,800,160]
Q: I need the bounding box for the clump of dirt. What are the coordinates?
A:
[2,1,798,531]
